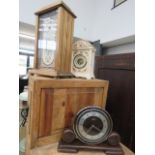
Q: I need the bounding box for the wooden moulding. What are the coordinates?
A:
[58,140,124,155]
[58,131,124,154]
[35,0,76,18]
[29,69,75,78]
[26,75,109,154]
[29,69,57,77]
[33,16,39,69]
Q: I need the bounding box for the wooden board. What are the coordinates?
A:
[55,6,75,73]
[29,143,134,155]
[26,76,109,154]
[29,69,75,78]
[29,69,57,77]
[58,139,124,155]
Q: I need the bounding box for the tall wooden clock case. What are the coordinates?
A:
[31,0,76,77]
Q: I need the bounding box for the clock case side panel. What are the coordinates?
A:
[28,77,43,150]
[26,77,59,150]
[55,6,75,73]
[102,80,109,108]
[26,75,41,155]
[34,16,39,69]
[25,75,33,155]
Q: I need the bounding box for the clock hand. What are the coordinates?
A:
[86,125,94,134]
[92,125,101,132]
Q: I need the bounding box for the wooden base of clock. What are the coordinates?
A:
[58,140,124,155]
[29,69,75,78]
[57,130,124,155]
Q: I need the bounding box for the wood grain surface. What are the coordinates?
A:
[26,76,109,154]
[35,0,76,18]
[95,53,135,151]
[29,143,134,155]
[55,6,75,73]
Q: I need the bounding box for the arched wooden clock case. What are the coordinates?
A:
[58,106,124,155]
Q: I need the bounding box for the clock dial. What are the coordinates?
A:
[38,10,58,68]
[73,106,113,145]
[73,53,87,69]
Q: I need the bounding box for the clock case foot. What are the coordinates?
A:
[57,130,124,155]
[58,139,124,155]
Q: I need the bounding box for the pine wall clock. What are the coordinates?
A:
[31,1,76,77]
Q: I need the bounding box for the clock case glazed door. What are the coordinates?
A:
[26,75,109,152]
[37,10,57,69]
[32,1,76,77]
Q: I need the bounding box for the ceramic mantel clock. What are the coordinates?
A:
[31,0,76,77]
[71,40,96,79]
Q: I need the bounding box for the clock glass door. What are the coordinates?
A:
[38,10,58,68]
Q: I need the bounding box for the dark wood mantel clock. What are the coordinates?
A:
[58,106,124,155]
[30,0,76,77]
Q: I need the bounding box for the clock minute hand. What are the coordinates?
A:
[86,125,94,134]
[92,125,101,132]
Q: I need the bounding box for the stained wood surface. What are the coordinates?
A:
[33,16,39,69]
[26,76,109,153]
[38,89,53,137]
[29,143,134,155]
[35,0,76,18]
[55,6,74,73]
[29,69,57,77]
[29,69,74,78]
[95,53,135,151]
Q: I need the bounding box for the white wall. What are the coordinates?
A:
[19,0,98,41]
[64,0,99,41]
[92,0,135,43]
[103,42,135,55]
[19,0,135,44]
[19,22,35,51]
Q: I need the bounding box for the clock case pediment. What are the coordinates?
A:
[73,40,96,51]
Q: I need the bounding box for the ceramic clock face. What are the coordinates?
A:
[73,107,113,145]
[73,53,87,70]
[38,10,58,68]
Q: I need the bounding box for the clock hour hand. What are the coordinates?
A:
[92,125,101,132]
[86,125,94,134]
